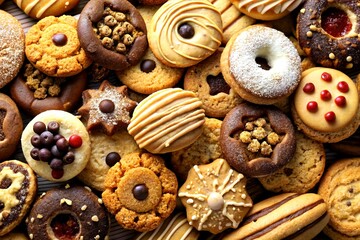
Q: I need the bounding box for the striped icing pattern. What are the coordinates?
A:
[235,0,303,14]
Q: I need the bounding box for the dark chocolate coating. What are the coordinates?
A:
[219,102,296,177]
[297,0,360,69]
[77,0,148,71]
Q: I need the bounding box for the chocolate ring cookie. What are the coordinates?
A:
[78,0,148,71]
[297,0,360,70]
[25,15,92,77]
[9,62,87,116]
[0,160,37,236]
[27,185,110,240]
[219,102,296,177]
[0,93,23,161]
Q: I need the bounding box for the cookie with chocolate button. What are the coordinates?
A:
[102,152,178,232]
[184,48,243,118]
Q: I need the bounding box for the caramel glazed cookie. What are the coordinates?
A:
[25,15,92,77]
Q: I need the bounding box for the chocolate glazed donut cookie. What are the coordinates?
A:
[219,102,296,178]
[297,0,360,70]
[78,0,148,71]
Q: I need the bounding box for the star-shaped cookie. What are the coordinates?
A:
[78,80,137,135]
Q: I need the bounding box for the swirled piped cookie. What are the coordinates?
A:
[148,0,223,68]
[128,88,206,154]
[230,0,303,20]
[292,67,360,143]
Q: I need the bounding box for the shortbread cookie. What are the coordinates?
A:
[171,117,223,181]
[102,152,178,232]
[258,131,326,193]
[25,15,92,77]
[318,158,360,240]
[0,10,25,89]
[77,128,140,191]
[0,160,37,236]
[21,110,91,182]
[178,158,253,234]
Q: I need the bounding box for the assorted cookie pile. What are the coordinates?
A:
[0,0,359,239]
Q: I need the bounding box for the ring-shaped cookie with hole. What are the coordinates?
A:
[219,102,296,178]
[297,0,360,70]
[77,0,148,71]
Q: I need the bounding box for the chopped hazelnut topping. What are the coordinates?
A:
[346,56,353,62]
[247,139,260,152]
[300,8,306,13]
[329,53,335,59]
[239,131,252,143]
[306,31,313,37]
[81,205,88,211]
[37,214,43,219]
[91,215,99,222]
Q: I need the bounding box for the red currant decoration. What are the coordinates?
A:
[320,90,332,101]
[325,111,336,122]
[337,81,349,93]
[335,96,346,107]
[307,101,318,112]
[321,72,332,82]
[51,169,64,179]
[68,135,82,148]
[303,82,315,93]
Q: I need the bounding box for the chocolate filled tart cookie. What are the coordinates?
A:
[220,102,296,178]
[0,160,37,236]
[77,0,148,71]
[27,185,110,240]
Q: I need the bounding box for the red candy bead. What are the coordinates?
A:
[321,72,332,82]
[303,83,315,93]
[335,96,346,107]
[307,101,318,112]
[69,135,82,148]
[51,169,64,179]
[325,111,336,122]
[320,90,332,101]
[337,81,349,93]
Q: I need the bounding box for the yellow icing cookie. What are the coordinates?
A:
[294,67,359,132]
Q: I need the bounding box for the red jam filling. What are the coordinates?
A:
[51,214,80,240]
[321,7,352,37]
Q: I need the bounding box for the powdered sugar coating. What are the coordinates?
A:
[229,26,301,99]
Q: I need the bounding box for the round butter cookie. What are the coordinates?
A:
[21,110,91,182]
[178,158,253,234]
[0,93,23,161]
[0,10,25,89]
[77,128,140,192]
[102,152,178,232]
[27,185,110,240]
[13,0,80,19]
[291,67,360,143]
[258,131,326,193]
[222,193,329,240]
[184,48,243,118]
[1,232,28,240]
[318,158,360,240]
[128,88,206,154]
[0,160,37,237]
[25,15,92,77]
[148,0,223,68]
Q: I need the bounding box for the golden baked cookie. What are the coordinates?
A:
[13,0,80,19]
[0,160,37,236]
[178,158,253,234]
[291,67,360,143]
[102,152,178,232]
[0,10,25,89]
[1,232,29,240]
[77,128,140,192]
[318,158,360,240]
[77,80,137,136]
[184,48,243,118]
[128,88,206,154]
[171,117,223,181]
[25,15,92,77]
[258,131,326,193]
[21,110,91,182]
[148,0,223,68]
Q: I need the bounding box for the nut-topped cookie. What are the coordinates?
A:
[0,160,37,237]
[178,158,253,234]
[102,152,178,232]
[25,15,92,77]
[78,0,148,71]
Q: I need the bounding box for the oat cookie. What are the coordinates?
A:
[102,152,178,232]
[25,15,92,77]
